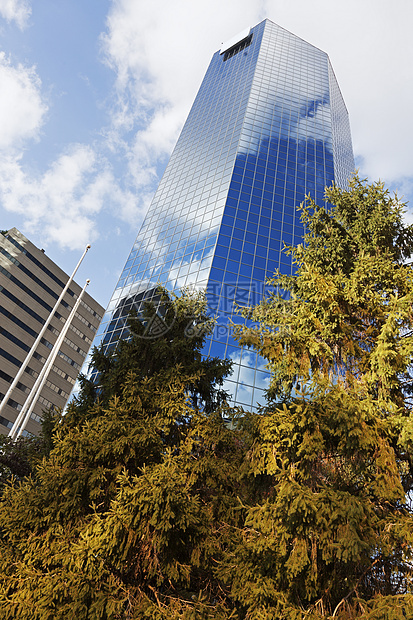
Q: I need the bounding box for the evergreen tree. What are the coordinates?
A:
[71,286,232,420]
[0,408,60,492]
[0,435,40,489]
[0,288,249,619]
[2,179,413,619]
[221,176,413,618]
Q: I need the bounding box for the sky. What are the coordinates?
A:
[0,0,412,309]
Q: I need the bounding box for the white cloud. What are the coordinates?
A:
[1,0,412,262]
[0,50,140,252]
[254,0,413,189]
[100,0,269,216]
[101,0,413,204]
[0,0,31,29]
[0,53,47,151]
[0,145,135,250]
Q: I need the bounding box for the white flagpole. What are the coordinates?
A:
[10,279,90,440]
[0,244,90,422]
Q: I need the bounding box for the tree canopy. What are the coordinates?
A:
[229,175,413,617]
[0,287,249,619]
[0,177,412,619]
[71,286,232,420]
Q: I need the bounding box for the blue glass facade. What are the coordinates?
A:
[92,19,354,408]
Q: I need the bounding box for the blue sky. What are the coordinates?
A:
[0,0,412,308]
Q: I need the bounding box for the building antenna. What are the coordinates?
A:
[9,279,90,440]
[0,244,90,428]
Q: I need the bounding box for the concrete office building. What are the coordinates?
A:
[91,19,354,408]
[0,228,104,436]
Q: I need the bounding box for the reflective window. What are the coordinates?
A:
[90,19,354,411]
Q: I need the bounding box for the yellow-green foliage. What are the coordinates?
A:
[1,179,413,619]
[225,176,413,617]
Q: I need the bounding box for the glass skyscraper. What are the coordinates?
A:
[92,19,354,408]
